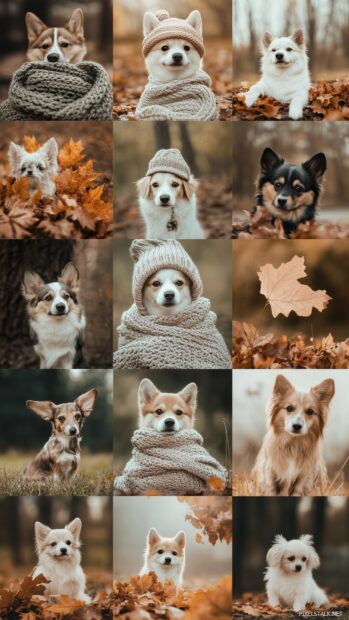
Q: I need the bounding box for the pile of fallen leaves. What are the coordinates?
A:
[233,79,349,120]
[0,136,113,239]
[233,592,349,619]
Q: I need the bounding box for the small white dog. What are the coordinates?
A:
[33,518,90,603]
[265,534,328,612]
[142,268,192,316]
[8,137,59,197]
[239,30,310,120]
[140,527,186,587]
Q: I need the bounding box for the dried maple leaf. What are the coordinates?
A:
[46,594,86,614]
[23,135,41,152]
[258,255,332,318]
[0,207,36,238]
[58,139,85,168]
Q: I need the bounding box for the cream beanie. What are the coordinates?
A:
[146,148,190,181]
[142,10,204,58]
[130,240,203,313]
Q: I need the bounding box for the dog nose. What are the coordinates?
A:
[277,196,288,207]
[60,548,67,555]
[295,565,302,572]
[165,418,175,429]
[292,423,302,433]
[55,303,66,313]
[27,170,33,176]
[164,292,175,301]
[164,557,172,564]
[172,53,183,63]
[69,427,77,435]
[47,53,60,63]
[276,53,284,60]
[160,194,170,205]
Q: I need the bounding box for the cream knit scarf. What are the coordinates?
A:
[135,70,218,121]
[113,298,231,369]
[114,428,227,495]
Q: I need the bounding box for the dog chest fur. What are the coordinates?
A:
[31,311,85,369]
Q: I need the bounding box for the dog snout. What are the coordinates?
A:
[277,196,288,207]
[69,427,77,435]
[60,547,68,555]
[26,170,33,176]
[55,303,66,314]
[164,556,172,564]
[164,291,175,301]
[276,53,284,61]
[292,423,303,433]
[160,194,170,205]
[172,53,183,63]
[47,53,60,63]
[295,564,302,572]
[164,418,175,430]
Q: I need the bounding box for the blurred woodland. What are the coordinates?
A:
[0,239,113,369]
[113,0,232,120]
[114,121,232,239]
[113,239,232,351]
[233,497,349,618]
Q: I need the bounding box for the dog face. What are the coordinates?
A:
[145,528,186,569]
[257,148,326,225]
[35,518,81,561]
[26,9,86,63]
[142,268,192,316]
[262,30,307,71]
[8,138,59,188]
[137,173,198,207]
[138,378,197,432]
[267,534,320,575]
[22,263,81,320]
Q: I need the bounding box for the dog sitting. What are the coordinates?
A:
[24,388,97,482]
[26,9,86,63]
[253,374,334,496]
[33,518,90,602]
[142,268,192,316]
[22,262,86,369]
[140,528,186,587]
[8,138,59,198]
[265,534,328,611]
[138,378,197,432]
[239,29,310,120]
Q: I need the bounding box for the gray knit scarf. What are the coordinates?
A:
[135,70,218,121]
[113,298,231,369]
[0,61,112,120]
[114,428,227,495]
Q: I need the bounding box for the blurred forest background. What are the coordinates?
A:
[114,121,232,239]
[233,239,349,341]
[233,0,349,85]
[0,370,113,496]
[0,239,113,368]
[113,369,231,479]
[233,369,349,492]
[113,239,232,350]
[0,0,113,101]
[232,122,349,220]
[113,0,232,120]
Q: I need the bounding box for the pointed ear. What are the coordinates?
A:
[143,12,159,36]
[26,12,47,44]
[65,8,84,37]
[75,389,97,417]
[186,10,202,36]
[175,531,186,548]
[35,521,51,546]
[40,138,58,170]
[267,535,286,567]
[22,271,44,302]
[58,263,80,294]
[311,379,335,405]
[26,400,56,421]
[8,142,26,175]
[303,153,326,180]
[292,29,304,47]
[136,176,152,200]
[178,383,197,408]
[66,517,82,539]
[139,378,159,405]
[263,32,273,48]
[148,527,160,545]
[181,178,198,201]
[260,148,283,174]
[273,375,293,397]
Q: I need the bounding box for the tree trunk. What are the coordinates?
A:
[179,123,198,176]
[153,122,171,150]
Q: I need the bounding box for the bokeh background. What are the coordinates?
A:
[114,121,232,239]
[233,0,349,85]
[113,239,232,351]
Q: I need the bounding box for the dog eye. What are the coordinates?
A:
[176,280,184,287]
[66,540,71,545]
[274,182,282,191]
[50,542,57,547]
[58,415,66,422]
[60,42,70,48]
[44,294,53,301]
[21,166,26,172]
[161,45,169,51]
[152,182,159,188]
[295,186,304,194]
[42,43,50,49]
[37,164,44,171]
[175,410,183,416]
[286,405,294,413]
[171,182,179,187]
[155,408,163,415]
[306,408,314,416]
[75,414,81,420]
[152,280,161,287]
[184,45,190,51]
[157,549,164,554]
[172,551,178,555]
[286,47,293,52]
[288,555,295,561]
[302,556,306,561]
[272,48,276,52]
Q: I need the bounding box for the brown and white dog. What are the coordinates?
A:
[24,389,97,483]
[26,9,86,64]
[253,375,334,496]
[138,378,197,432]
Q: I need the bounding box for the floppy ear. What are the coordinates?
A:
[311,379,335,405]
[138,378,159,406]
[303,153,327,180]
[260,148,283,174]
[175,531,186,548]
[75,389,97,417]
[266,534,287,567]
[136,176,152,200]
[148,527,160,545]
[143,12,160,36]
[66,517,82,539]
[65,8,84,37]
[300,534,320,569]
[39,138,58,173]
[8,142,27,176]
[58,263,80,294]
[26,400,56,421]
[181,178,198,201]
[273,375,293,397]
[178,383,197,408]
[25,12,47,44]
[186,10,202,36]
[263,32,273,48]
[35,521,51,546]
[22,271,44,301]
[292,29,305,47]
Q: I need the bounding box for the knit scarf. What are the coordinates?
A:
[0,61,113,121]
[135,70,218,121]
[113,298,231,369]
[114,428,227,495]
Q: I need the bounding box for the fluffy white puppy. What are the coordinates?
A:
[265,534,328,612]
[8,137,59,197]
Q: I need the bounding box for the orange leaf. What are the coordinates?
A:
[58,139,85,168]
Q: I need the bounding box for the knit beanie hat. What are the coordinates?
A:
[142,10,204,58]
[130,240,203,313]
[146,149,190,181]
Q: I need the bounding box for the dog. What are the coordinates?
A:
[143,11,202,83]
[265,534,328,612]
[137,173,205,240]
[239,30,310,120]
[24,389,97,482]
[140,528,186,587]
[254,147,327,234]
[142,268,192,316]
[33,518,90,602]
[8,138,59,198]
[22,262,86,369]
[26,9,86,63]
[138,378,197,432]
[253,374,334,496]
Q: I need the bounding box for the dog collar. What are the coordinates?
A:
[166,207,178,232]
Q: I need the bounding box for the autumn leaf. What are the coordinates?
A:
[58,139,85,168]
[258,255,332,318]
[0,207,37,238]
[23,135,41,152]
[46,594,86,614]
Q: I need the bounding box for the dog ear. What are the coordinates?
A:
[292,29,305,47]
[26,400,56,421]
[59,263,80,294]
[302,153,327,180]
[300,535,320,569]
[273,375,293,397]
[175,531,186,548]
[179,383,197,408]
[39,138,59,172]
[65,8,84,37]
[181,178,198,201]
[186,10,202,36]
[35,521,51,546]
[260,148,283,174]
[263,32,273,48]
[138,378,159,406]
[25,12,47,44]
[75,388,97,417]
[22,271,44,301]
[311,378,335,405]
[143,12,160,36]
[8,142,27,176]
[266,534,286,566]
[148,528,160,545]
[136,176,152,200]
[66,517,82,539]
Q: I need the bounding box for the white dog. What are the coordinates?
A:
[8,137,59,197]
[239,30,310,120]
[265,534,328,612]
[142,268,192,316]
[140,528,186,587]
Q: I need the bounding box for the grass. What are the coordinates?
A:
[233,471,349,496]
[0,451,113,496]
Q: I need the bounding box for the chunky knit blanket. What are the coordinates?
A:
[135,70,218,121]
[114,428,227,495]
[113,298,231,369]
[0,61,112,120]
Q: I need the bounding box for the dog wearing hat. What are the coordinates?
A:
[137,148,205,240]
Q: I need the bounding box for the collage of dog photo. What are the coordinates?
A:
[0,0,348,618]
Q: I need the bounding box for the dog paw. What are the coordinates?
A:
[241,92,257,108]
[288,104,304,120]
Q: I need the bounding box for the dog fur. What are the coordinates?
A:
[26,9,86,63]
[138,378,197,432]
[140,527,186,587]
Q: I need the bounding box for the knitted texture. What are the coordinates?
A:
[142,10,204,57]
[130,240,203,314]
[147,148,190,181]
[113,297,232,369]
[114,428,227,495]
[0,61,112,121]
[135,70,218,121]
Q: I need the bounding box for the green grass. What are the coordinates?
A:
[0,451,113,496]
